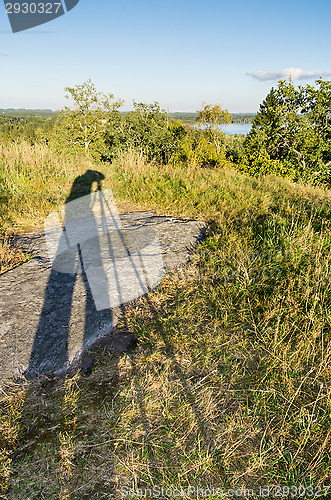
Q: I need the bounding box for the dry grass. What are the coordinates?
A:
[1,143,331,497]
[0,140,106,273]
[0,233,32,274]
[0,141,96,233]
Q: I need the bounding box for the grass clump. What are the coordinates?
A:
[0,233,32,274]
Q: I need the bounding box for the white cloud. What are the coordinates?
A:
[246,67,331,82]
[0,52,9,56]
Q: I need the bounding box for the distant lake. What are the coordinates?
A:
[221,123,252,135]
[193,123,252,135]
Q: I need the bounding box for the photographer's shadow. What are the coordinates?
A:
[25,170,113,377]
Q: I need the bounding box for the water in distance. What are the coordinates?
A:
[193,123,252,135]
[221,123,252,135]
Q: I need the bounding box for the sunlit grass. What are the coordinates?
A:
[0,140,94,233]
[1,142,331,497]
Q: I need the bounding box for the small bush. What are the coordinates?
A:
[237,150,296,179]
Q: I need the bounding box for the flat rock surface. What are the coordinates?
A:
[0,211,206,385]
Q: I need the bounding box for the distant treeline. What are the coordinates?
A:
[0,109,57,117]
[0,109,255,128]
[0,114,57,142]
[169,112,255,124]
[231,113,256,123]
[0,109,255,144]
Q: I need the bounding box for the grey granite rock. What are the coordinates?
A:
[0,211,206,385]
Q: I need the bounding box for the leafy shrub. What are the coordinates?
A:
[224,134,246,163]
[172,127,227,168]
[237,151,295,179]
[105,102,176,164]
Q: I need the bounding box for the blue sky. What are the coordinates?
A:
[0,0,331,112]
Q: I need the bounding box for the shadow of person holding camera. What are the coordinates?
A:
[25,169,112,377]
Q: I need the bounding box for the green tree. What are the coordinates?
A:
[301,79,331,176]
[242,79,331,184]
[196,103,232,155]
[105,102,176,163]
[56,80,123,158]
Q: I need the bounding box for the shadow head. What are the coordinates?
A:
[66,170,106,203]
